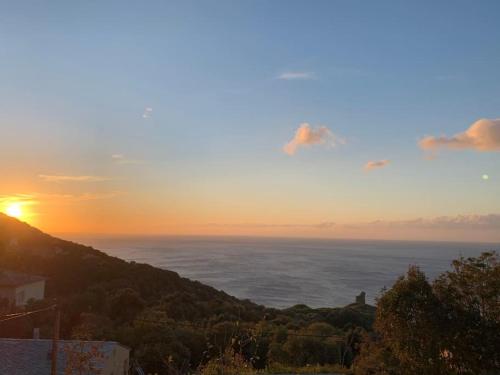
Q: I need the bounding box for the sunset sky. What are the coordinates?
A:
[1,1,499,241]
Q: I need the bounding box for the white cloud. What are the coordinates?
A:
[277,72,316,80]
[35,192,123,201]
[68,191,124,201]
[0,191,123,205]
[284,123,344,155]
[208,215,500,232]
[364,159,390,171]
[419,118,500,152]
[142,107,153,119]
[207,222,335,229]
[38,175,110,183]
[362,214,500,230]
[0,194,38,205]
[111,154,143,165]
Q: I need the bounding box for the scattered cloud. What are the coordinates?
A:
[1,191,123,204]
[142,107,153,119]
[111,154,125,160]
[284,123,345,155]
[419,118,500,153]
[0,194,38,206]
[207,222,335,229]
[208,215,500,232]
[277,72,316,80]
[111,154,143,165]
[361,214,500,230]
[332,214,500,241]
[39,175,110,183]
[364,159,390,171]
[66,191,124,201]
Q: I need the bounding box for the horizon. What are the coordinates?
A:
[1,1,500,242]
[61,230,500,246]
[6,212,500,245]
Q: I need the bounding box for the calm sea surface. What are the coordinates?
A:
[67,236,498,309]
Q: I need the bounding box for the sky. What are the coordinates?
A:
[1,0,499,242]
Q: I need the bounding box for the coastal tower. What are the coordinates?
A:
[355,291,366,305]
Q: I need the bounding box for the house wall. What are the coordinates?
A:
[14,280,45,306]
[0,287,15,306]
[102,345,130,375]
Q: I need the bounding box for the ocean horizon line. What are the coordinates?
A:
[58,232,500,247]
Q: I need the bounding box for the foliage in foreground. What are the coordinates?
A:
[354,251,500,375]
[265,362,351,374]
[199,348,256,375]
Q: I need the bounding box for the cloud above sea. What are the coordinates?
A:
[419,118,500,153]
[276,71,316,80]
[284,123,345,155]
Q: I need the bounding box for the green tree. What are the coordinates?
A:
[199,348,256,375]
[375,266,447,374]
[354,333,400,375]
[109,288,145,323]
[433,251,500,373]
[356,252,500,375]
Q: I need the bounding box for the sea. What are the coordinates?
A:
[67,235,498,309]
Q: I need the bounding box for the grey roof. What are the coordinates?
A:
[0,338,129,375]
[0,270,46,287]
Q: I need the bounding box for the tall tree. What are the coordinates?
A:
[433,252,500,373]
[373,266,448,374]
[355,252,500,375]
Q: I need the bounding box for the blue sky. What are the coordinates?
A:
[1,1,499,240]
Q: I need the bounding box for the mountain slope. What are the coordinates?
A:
[0,213,267,322]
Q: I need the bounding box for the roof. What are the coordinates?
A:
[0,338,129,375]
[0,270,46,287]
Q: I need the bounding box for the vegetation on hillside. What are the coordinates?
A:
[0,214,373,374]
[1,214,498,374]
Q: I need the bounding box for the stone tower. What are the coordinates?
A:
[355,291,366,305]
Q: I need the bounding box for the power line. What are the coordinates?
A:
[0,311,28,318]
[0,304,57,324]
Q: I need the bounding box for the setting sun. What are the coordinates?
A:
[5,202,23,219]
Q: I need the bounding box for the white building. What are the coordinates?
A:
[0,338,130,375]
[0,269,46,307]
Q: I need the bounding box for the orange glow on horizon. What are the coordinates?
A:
[0,190,498,243]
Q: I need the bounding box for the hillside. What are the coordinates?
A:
[0,213,375,373]
[0,213,267,321]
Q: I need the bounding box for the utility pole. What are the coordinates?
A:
[51,308,61,375]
